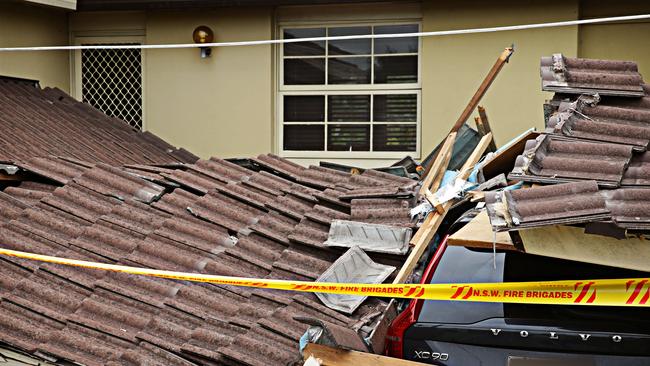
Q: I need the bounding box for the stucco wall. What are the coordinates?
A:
[578,1,650,79]
[421,0,579,154]
[145,8,274,159]
[0,2,69,91]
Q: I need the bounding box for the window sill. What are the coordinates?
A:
[280,150,420,160]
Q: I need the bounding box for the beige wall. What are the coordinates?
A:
[579,1,650,79]
[145,8,274,158]
[12,0,649,166]
[421,0,578,154]
[0,2,69,91]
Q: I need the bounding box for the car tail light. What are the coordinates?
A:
[385,236,449,358]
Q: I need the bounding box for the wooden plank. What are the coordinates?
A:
[448,210,516,250]
[450,48,514,133]
[423,46,514,176]
[476,106,497,152]
[0,171,25,181]
[395,133,493,283]
[304,343,424,366]
[418,132,456,196]
[519,225,650,272]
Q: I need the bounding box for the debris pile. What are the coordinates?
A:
[449,53,650,273]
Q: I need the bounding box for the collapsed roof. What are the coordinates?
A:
[0,78,419,365]
[487,54,650,236]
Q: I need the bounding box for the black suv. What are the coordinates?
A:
[385,237,650,365]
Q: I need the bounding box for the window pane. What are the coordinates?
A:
[285,58,325,85]
[284,125,324,151]
[283,28,325,56]
[328,26,371,55]
[328,57,371,84]
[373,94,417,122]
[374,24,419,54]
[327,124,370,151]
[284,96,324,122]
[374,56,417,84]
[373,124,417,151]
[328,95,370,122]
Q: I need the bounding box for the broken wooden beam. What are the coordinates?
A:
[394,133,493,283]
[423,46,514,176]
[475,106,497,152]
[303,343,424,366]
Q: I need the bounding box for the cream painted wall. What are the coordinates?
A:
[421,0,578,153]
[0,2,69,91]
[578,1,650,78]
[145,8,273,159]
[579,23,650,79]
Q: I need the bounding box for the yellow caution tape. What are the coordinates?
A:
[1,248,649,306]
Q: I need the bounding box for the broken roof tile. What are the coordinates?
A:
[160,169,225,195]
[252,153,305,179]
[603,188,650,231]
[151,187,199,216]
[196,157,251,182]
[548,94,650,150]
[217,181,276,210]
[509,135,633,187]
[74,164,166,203]
[243,170,293,196]
[485,180,610,230]
[622,151,650,186]
[16,156,89,184]
[304,204,350,225]
[541,54,645,96]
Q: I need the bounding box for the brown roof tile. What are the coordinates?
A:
[510,135,634,187]
[485,180,610,230]
[548,94,650,150]
[541,54,645,96]
[0,78,195,166]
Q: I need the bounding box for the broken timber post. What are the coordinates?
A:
[423,46,514,177]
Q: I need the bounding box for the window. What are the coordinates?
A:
[79,44,144,130]
[279,23,420,158]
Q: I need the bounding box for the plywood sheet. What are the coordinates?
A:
[448,210,516,250]
[519,225,650,272]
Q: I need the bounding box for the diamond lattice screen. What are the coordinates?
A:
[81,45,143,130]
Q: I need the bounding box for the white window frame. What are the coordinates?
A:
[277,21,422,159]
[71,35,146,131]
